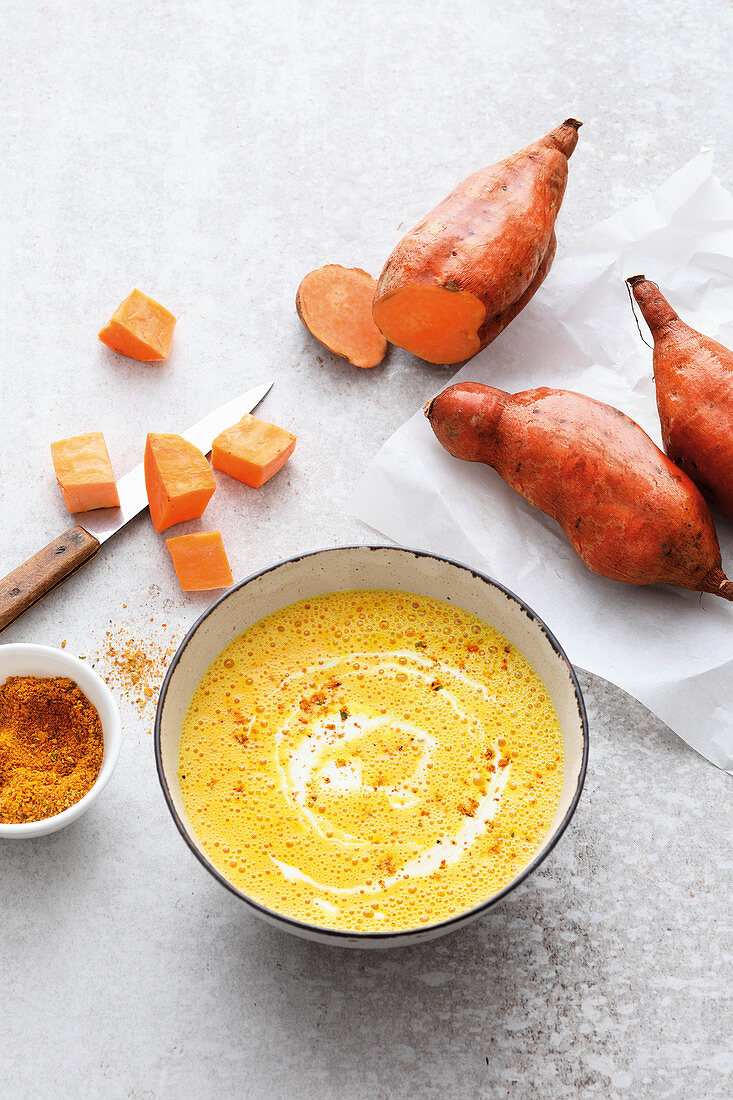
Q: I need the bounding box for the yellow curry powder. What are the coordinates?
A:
[0,676,103,824]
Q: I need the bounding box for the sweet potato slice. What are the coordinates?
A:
[99,289,176,361]
[144,434,215,532]
[51,432,120,513]
[296,265,387,368]
[166,531,233,591]
[211,414,296,488]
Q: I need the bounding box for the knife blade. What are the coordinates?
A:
[0,381,274,633]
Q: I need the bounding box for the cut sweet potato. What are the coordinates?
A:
[296,265,387,368]
[373,119,581,364]
[144,433,215,532]
[51,432,120,513]
[99,289,176,362]
[211,414,296,488]
[167,531,233,591]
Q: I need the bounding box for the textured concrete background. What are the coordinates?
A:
[2,2,732,1097]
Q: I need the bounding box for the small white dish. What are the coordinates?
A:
[156,545,588,948]
[0,643,121,838]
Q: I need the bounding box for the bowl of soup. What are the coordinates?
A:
[155,546,588,947]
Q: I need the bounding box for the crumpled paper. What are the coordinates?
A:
[350,152,733,774]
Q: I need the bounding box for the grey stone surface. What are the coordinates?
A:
[2,2,732,1097]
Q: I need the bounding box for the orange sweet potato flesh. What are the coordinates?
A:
[144,433,216,532]
[51,432,120,513]
[166,531,233,591]
[373,119,581,364]
[212,414,296,488]
[99,289,176,361]
[296,265,388,368]
[628,275,733,523]
[425,381,733,599]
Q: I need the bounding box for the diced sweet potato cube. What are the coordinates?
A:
[166,531,233,591]
[98,289,176,361]
[144,433,216,532]
[51,432,120,513]
[211,414,296,488]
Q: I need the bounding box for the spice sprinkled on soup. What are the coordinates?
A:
[178,591,563,932]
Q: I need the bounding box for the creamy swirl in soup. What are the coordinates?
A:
[178,590,564,932]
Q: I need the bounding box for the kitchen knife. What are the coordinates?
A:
[0,381,274,633]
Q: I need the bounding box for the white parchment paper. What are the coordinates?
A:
[351,152,733,773]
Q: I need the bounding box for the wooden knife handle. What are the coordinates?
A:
[0,526,101,634]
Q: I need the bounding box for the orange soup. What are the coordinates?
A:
[179,590,564,932]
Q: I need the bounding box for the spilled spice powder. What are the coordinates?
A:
[96,620,181,717]
[0,676,103,824]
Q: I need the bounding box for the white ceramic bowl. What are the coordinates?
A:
[0,643,122,838]
[156,546,588,947]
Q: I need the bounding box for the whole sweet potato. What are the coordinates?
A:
[628,275,733,521]
[425,381,733,599]
[373,119,581,365]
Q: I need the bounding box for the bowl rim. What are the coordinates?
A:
[0,642,122,838]
[154,544,589,943]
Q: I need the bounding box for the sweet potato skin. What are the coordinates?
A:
[480,232,557,348]
[628,276,733,522]
[426,381,733,598]
[373,120,580,363]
